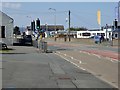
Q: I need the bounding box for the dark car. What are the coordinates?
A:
[23,35,33,45]
[0,41,8,50]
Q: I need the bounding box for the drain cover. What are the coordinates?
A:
[58,77,71,80]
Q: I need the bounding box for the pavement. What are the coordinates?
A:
[1,45,117,89]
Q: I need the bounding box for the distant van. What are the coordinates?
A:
[50,31,56,37]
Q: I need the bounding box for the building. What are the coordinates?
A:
[0,11,14,45]
[40,25,64,31]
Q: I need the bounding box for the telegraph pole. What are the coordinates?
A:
[68,10,71,41]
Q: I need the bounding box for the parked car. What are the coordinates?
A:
[0,41,8,50]
[23,35,32,45]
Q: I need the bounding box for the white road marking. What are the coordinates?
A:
[93,54,101,59]
[54,53,86,71]
[64,54,67,56]
[79,61,82,64]
[56,51,85,64]
[71,57,74,59]
[80,51,119,63]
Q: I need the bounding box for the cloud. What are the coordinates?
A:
[2,2,21,9]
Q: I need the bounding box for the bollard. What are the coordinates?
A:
[64,36,67,42]
[43,42,47,52]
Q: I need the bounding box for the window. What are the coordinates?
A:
[101,33,105,36]
[82,33,91,36]
[1,26,5,38]
[97,33,100,35]
[92,33,96,35]
[79,33,81,36]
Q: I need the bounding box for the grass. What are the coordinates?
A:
[0,48,15,53]
[0,50,10,53]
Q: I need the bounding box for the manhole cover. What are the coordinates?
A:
[58,77,71,80]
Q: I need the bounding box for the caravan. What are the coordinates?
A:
[77,29,112,39]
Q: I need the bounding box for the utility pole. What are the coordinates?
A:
[106,24,108,41]
[118,1,120,22]
[68,10,71,41]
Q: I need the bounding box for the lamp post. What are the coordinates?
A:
[26,16,32,22]
[115,7,118,20]
[49,8,56,33]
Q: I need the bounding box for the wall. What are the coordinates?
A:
[0,12,14,45]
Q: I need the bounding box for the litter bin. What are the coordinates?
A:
[43,42,47,52]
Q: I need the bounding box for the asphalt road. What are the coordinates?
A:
[46,40,119,88]
[1,46,116,89]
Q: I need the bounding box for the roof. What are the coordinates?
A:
[40,25,64,31]
[88,29,100,31]
[0,11,14,21]
[113,29,120,32]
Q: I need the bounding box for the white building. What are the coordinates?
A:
[0,11,14,45]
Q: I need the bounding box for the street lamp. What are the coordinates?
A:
[26,16,33,25]
[26,16,32,21]
[115,7,118,20]
[49,8,56,33]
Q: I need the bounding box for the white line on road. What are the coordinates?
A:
[54,53,86,71]
[64,54,67,56]
[105,57,118,63]
[71,57,74,59]
[80,51,119,63]
[57,51,84,64]
[92,54,101,59]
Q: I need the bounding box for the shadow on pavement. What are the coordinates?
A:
[1,53,27,55]
[13,43,33,47]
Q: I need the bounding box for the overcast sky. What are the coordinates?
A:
[1,2,118,29]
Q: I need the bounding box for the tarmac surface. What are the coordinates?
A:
[1,45,117,89]
[46,38,119,88]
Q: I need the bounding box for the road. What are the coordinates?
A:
[1,45,116,89]
[46,39,119,88]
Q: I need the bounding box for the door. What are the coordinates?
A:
[1,26,5,38]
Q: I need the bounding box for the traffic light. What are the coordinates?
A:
[31,20,35,31]
[36,18,40,30]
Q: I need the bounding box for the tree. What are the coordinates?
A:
[13,26,21,35]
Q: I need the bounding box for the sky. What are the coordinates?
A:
[1,2,118,29]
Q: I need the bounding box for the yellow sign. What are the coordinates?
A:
[97,10,101,25]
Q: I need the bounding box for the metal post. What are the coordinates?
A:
[106,24,108,41]
[115,7,118,20]
[55,10,56,33]
[68,10,71,42]
[118,1,120,22]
